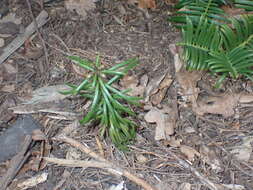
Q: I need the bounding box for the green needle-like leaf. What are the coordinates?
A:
[68,56,94,71]
[80,83,101,124]
[64,55,140,150]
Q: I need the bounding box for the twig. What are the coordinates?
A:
[52,134,158,190]
[168,150,220,190]
[44,157,113,169]
[25,0,49,67]
[0,135,33,190]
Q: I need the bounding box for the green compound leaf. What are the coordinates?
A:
[169,0,229,28]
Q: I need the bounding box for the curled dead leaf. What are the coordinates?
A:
[144,106,175,140]
[24,46,43,60]
[138,0,156,9]
[176,70,202,105]
[145,72,167,102]
[120,74,146,97]
[193,93,241,118]
[150,73,173,105]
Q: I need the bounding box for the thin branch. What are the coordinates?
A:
[52,134,158,190]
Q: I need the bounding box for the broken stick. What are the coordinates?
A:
[50,134,158,190]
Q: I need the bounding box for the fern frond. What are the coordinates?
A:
[178,16,222,70]
[221,15,253,50]
[234,0,253,11]
[208,47,253,84]
[169,0,229,27]
[175,0,229,9]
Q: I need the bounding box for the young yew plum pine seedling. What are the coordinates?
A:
[61,56,141,150]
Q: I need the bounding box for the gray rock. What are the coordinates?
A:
[0,115,41,162]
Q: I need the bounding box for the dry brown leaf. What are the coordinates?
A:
[32,129,47,141]
[120,74,146,97]
[65,0,96,18]
[193,93,240,118]
[138,0,156,9]
[24,46,43,60]
[230,136,253,162]
[180,145,200,161]
[144,106,174,140]
[150,73,173,105]
[176,70,202,105]
[221,5,248,18]
[145,72,167,102]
